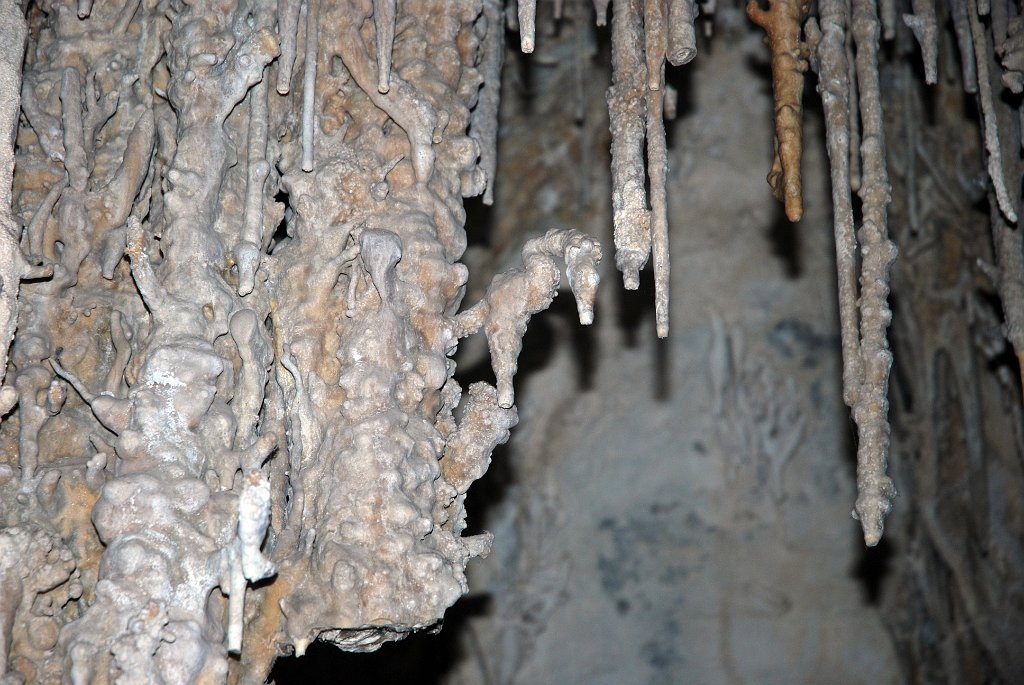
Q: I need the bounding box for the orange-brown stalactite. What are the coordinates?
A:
[747,0,810,222]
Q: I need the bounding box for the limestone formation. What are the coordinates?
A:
[1,0,1024,681]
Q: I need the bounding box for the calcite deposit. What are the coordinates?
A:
[1,0,1024,682]
[0,0,604,680]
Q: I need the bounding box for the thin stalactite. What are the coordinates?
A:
[850,0,898,547]
[473,0,504,206]
[747,0,810,222]
[968,0,1017,223]
[948,0,978,93]
[645,0,667,90]
[607,0,651,290]
[903,0,937,84]
[807,0,863,411]
[277,0,302,94]
[667,0,698,65]
[301,0,319,172]
[846,22,862,191]
[237,76,270,296]
[519,0,537,52]
[646,0,671,338]
[373,0,396,93]
[647,82,670,338]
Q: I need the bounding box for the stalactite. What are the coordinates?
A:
[667,0,699,65]
[903,0,937,84]
[991,199,1024,394]
[998,16,1024,92]
[18,77,65,165]
[226,471,276,654]
[648,90,670,339]
[806,1,862,411]
[846,28,862,190]
[948,0,978,93]
[747,0,810,222]
[519,0,537,52]
[968,0,1017,222]
[880,0,896,40]
[850,0,898,547]
[277,0,302,94]
[607,0,651,290]
[301,0,320,172]
[237,78,270,296]
[645,0,672,338]
[472,0,505,205]
[373,0,396,92]
[330,0,439,185]
[645,0,667,90]
[25,180,64,263]
[37,0,281,679]
[455,229,601,408]
[0,0,31,405]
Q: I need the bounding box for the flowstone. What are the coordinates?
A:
[1,0,603,680]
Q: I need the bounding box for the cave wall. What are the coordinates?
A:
[0,0,551,680]
[1,0,1023,682]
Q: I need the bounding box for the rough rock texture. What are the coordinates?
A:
[267,5,1024,684]
[2,0,1024,683]
[1,0,598,681]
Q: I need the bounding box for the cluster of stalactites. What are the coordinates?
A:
[512,0,898,545]
[721,0,899,546]
[512,1,897,544]
[806,0,898,547]
[120,0,1006,578]
[514,0,896,544]
[803,0,1024,545]
[952,0,1024,403]
[514,0,700,339]
[739,0,1024,546]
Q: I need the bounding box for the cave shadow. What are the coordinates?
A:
[267,594,492,684]
[459,438,515,536]
[664,55,696,151]
[766,202,803,279]
[463,194,495,248]
[614,262,656,349]
[744,51,775,103]
[654,327,670,401]
[563,291,599,393]
[852,533,895,606]
[741,50,823,282]
[511,39,538,117]
[612,262,672,400]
